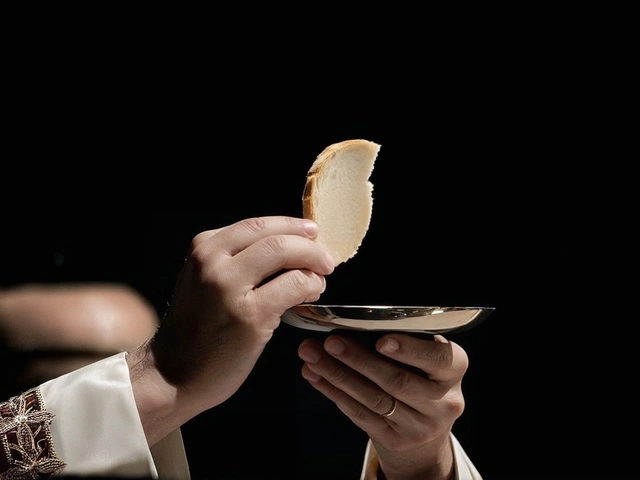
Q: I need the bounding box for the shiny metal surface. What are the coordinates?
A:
[281,304,494,333]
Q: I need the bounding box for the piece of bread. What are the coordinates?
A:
[303,139,380,265]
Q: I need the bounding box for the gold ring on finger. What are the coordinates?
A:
[380,397,398,418]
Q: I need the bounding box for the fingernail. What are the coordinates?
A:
[303,220,319,238]
[379,338,399,354]
[325,337,345,355]
[298,346,321,363]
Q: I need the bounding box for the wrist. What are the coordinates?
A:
[126,340,184,447]
[375,432,455,480]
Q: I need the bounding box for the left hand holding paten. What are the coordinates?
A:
[298,333,468,480]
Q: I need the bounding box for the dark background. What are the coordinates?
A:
[1,43,634,478]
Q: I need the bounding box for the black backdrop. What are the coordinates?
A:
[1,96,634,478]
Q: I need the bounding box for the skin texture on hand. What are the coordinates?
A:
[298,333,467,480]
[127,216,335,446]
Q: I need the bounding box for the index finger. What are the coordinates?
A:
[191,216,320,257]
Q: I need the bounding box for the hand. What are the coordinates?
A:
[298,333,468,480]
[127,216,334,445]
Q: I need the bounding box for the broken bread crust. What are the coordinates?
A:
[303,139,380,265]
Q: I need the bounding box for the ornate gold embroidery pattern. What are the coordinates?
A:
[0,388,65,479]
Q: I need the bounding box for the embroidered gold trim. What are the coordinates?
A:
[0,387,65,479]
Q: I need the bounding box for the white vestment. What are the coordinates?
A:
[31,353,482,479]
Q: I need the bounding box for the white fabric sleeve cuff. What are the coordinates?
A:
[359,433,483,480]
[450,433,483,480]
[39,352,188,479]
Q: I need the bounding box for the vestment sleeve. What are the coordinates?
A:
[359,433,483,480]
[3,351,480,479]
[33,352,189,479]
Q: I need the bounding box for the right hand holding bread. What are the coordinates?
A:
[127,216,334,446]
[128,139,379,447]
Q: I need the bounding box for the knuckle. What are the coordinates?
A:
[349,403,371,422]
[240,217,268,234]
[428,347,454,370]
[346,350,369,371]
[262,235,289,256]
[285,216,300,229]
[190,231,210,248]
[189,229,220,255]
[185,241,227,288]
[445,393,466,419]
[370,393,392,413]
[277,270,317,306]
[386,369,414,397]
[187,242,209,271]
[287,269,311,291]
[324,363,351,387]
